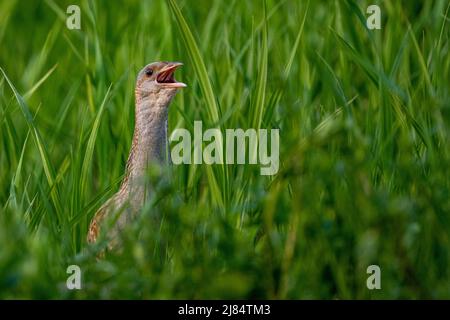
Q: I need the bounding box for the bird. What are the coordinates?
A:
[87,61,186,248]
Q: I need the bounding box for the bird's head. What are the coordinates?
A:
[135,61,187,105]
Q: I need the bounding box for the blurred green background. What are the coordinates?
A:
[0,0,449,298]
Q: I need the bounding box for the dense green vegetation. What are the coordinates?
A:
[0,0,449,298]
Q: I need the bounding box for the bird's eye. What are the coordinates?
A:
[145,69,153,76]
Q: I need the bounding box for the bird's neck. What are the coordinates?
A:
[119,93,171,200]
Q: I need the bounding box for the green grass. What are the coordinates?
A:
[0,0,449,299]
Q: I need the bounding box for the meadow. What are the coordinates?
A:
[0,0,449,299]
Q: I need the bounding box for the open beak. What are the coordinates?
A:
[156,62,187,88]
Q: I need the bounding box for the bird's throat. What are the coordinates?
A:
[120,94,172,202]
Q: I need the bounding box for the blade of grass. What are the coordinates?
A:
[251,1,268,130]
[168,0,229,206]
[284,0,309,78]
[167,0,220,125]
[0,67,63,224]
[23,64,58,99]
[80,84,112,203]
